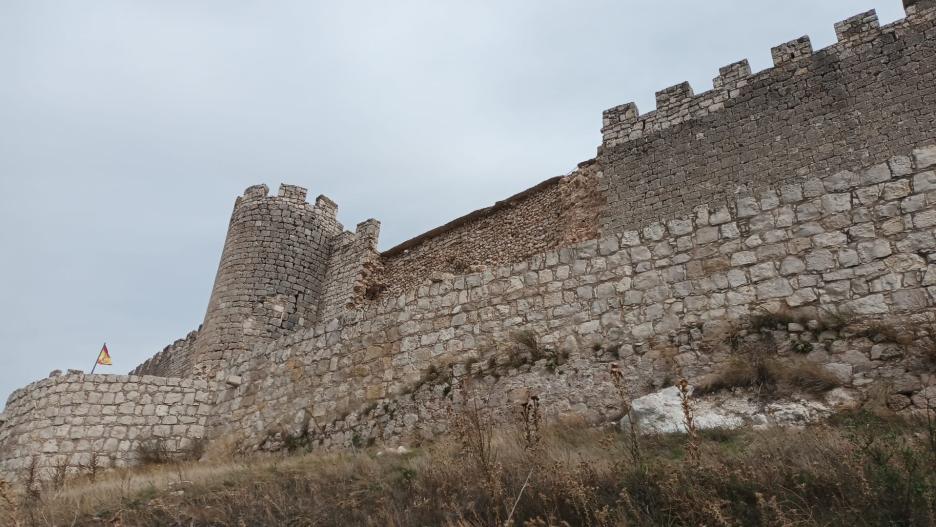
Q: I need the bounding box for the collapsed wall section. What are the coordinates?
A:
[208,144,936,450]
[318,219,382,322]
[374,163,603,300]
[0,373,216,481]
[600,6,936,232]
[192,184,343,378]
[130,329,199,378]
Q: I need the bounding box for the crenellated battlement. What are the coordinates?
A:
[601,5,935,149]
[770,35,813,65]
[277,183,308,202]
[314,194,339,219]
[712,59,751,92]
[242,183,269,199]
[834,10,881,43]
[238,184,336,215]
[355,218,381,245]
[600,4,936,231]
[906,0,936,16]
[234,183,342,235]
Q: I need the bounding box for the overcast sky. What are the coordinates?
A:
[0,0,908,404]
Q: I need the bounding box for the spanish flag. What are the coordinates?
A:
[96,343,112,366]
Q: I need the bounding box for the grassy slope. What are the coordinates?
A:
[2,406,935,527]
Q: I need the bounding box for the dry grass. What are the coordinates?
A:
[510,329,540,358]
[696,332,841,399]
[917,323,936,367]
[782,360,842,393]
[135,437,206,467]
[481,330,570,374]
[695,356,840,397]
[0,480,21,527]
[857,322,912,345]
[747,306,854,334]
[4,402,935,526]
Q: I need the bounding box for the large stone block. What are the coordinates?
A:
[844,294,889,315]
[913,146,936,169]
[756,278,794,299]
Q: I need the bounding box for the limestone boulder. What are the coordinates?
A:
[620,386,860,434]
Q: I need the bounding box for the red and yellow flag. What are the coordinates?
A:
[96,344,112,366]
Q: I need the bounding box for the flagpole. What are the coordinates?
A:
[90,342,104,375]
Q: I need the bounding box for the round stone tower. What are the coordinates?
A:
[192,183,342,377]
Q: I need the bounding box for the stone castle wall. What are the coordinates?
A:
[3,2,936,482]
[0,373,215,479]
[600,7,936,232]
[208,144,936,450]
[129,329,199,378]
[134,163,605,379]
[136,165,604,381]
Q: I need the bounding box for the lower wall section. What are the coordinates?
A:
[209,143,936,451]
[0,373,215,480]
[254,309,936,452]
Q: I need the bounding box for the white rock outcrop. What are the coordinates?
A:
[621,386,860,434]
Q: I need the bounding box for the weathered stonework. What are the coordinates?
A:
[129,329,199,378]
[192,185,345,379]
[600,7,936,231]
[319,219,383,321]
[2,4,936,481]
[374,164,603,299]
[207,147,936,450]
[0,373,215,479]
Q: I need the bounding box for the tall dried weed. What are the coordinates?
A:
[696,335,840,398]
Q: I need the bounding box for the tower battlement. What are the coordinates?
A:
[191,183,346,377]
